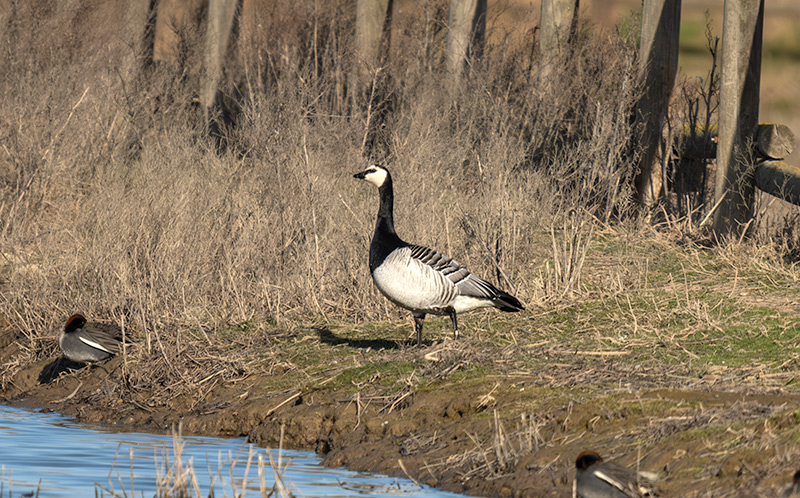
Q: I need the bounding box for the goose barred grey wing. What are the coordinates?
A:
[408,245,461,275]
[408,245,523,312]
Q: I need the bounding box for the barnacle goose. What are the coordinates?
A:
[354,165,524,344]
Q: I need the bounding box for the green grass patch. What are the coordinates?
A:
[332,361,416,391]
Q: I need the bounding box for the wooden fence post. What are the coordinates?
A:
[633,0,681,207]
[153,0,205,66]
[755,160,800,206]
[202,0,238,116]
[446,0,486,86]
[351,0,393,106]
[538,0,579,86]
[0,0,11,41]
[711,0,764,237]
[124,0,152,74]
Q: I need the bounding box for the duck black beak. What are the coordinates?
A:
[353,171,367,180]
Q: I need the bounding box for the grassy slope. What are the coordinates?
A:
[217,228,800,497]
[2,226,800,497]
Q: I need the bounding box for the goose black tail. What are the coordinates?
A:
[492,291,524,312]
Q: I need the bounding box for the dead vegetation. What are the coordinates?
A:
[0,0,647,391]
[95,423,295,498]
[1,1,800,498]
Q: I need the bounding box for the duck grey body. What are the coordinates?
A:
[58,314,123,363]
[574,451,656,498]
[354,165,523,344]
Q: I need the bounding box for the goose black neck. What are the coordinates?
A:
[370,174,405,272]
[376,179,396,235]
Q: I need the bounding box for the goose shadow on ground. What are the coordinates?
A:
[315,327,433,349]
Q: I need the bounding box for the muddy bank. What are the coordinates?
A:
[1,327,561,497]
[3,323,800,498]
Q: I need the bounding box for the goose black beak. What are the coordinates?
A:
[353,171,367,180]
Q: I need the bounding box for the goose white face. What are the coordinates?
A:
[359,165,388,187]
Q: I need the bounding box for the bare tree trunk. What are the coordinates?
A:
[538,0,579,86]
[712,0,764,237]
[633,0,681,208]
[445,0,486,87]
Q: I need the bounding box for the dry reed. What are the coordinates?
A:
[97,423,294,498]
[0,2,637,358]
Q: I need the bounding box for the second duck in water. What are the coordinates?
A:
[354,165,524,345]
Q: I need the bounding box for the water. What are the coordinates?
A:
[0,405,460,498]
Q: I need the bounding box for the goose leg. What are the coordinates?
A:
[413,313,426,345]
[448,310,459,340]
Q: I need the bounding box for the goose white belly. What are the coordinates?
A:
[450,294,494,313]
[372,248,456,314]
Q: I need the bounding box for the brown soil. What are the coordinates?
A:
[3,324,800,498]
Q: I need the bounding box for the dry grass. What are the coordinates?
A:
[97,423,294,498]
[1,0,798,408]
[0,2,645,381]
[0,467,41,498]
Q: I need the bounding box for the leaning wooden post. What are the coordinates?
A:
[351,0,392,107]
[0,0,12,43]
[712,0,764,237]
[120,0,152,78]
[633,0,681,207]
[538,0,579,86]
[755,160,800,206]
[202,0,238,121]
[445,0,486,87]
